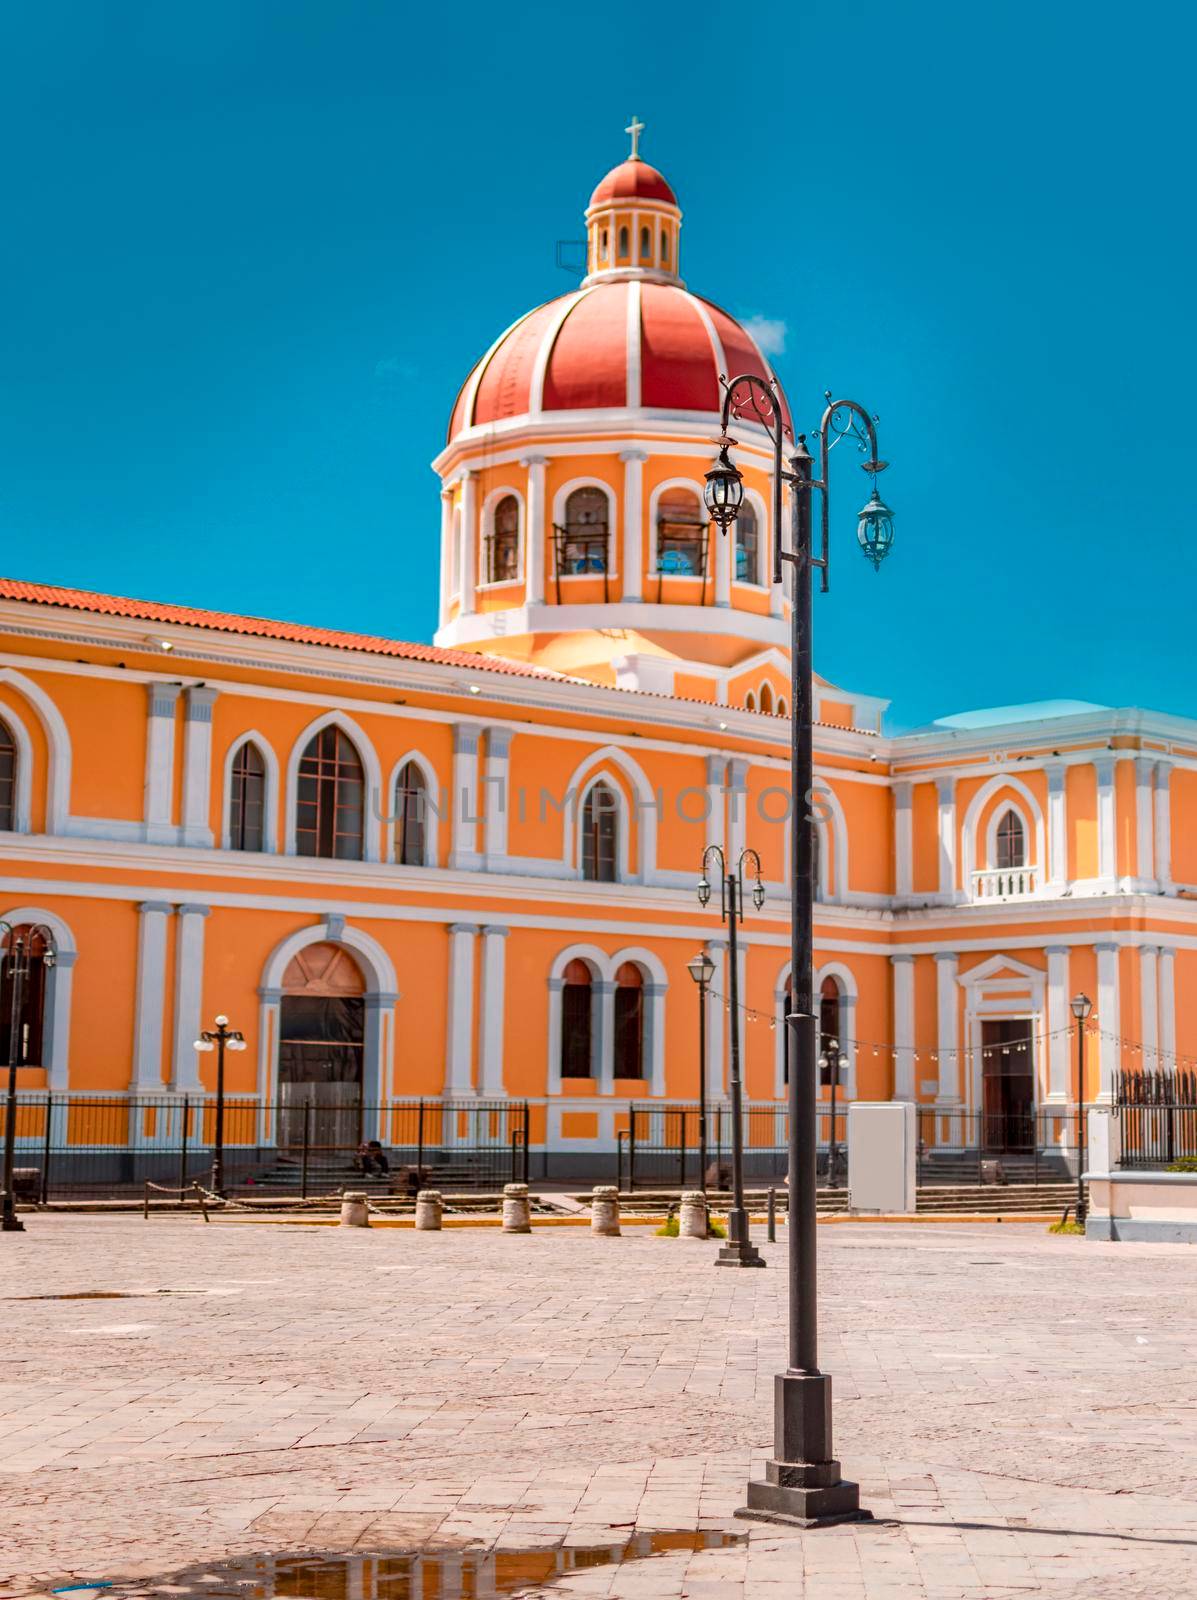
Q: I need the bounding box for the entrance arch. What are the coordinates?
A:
[279,943,365,1149]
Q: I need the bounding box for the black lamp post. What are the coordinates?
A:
[705,377,892,1525]
[193,1014,247,1198]
[1071,993,1092,1226]
[1,922,57,1234]
[697,845,766,1267]
[686,950,716,1193]
[819,1038,843,1190]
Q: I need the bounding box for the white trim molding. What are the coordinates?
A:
[221,730,281,854]
[0,667,73,835]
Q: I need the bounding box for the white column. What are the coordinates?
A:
[1155,761,1174,891]
[1134,757,1156,890]
[459,470,477,616]
[449,721,482,870]
[363,992,398,1130]
[619,449,647,602]
[132,901,174,1093]
[1045,945,1070,1100]
[1095,756,1117,883]
[1046,761,1068,889]
[705,755,726,855]
[935,775,957,899]
[707,940,727,1097]
[478,925,508,1095]
[143,683,181,845]
[894,781,913,899]
[1159,947,1177,1069]
[1095,941,1120,1101]
[180,686,218,847]
[596,979,616,1093]
[934,951,959,1103]
[522,455,547,606]
[1139,945,1160,1071]
[171,903,209,1091]
[438,487,454,626]
[726,758,748,862]
[714,504,732,608]
[839,993,858,1099]
[645,981,666,1096]
[482,725,512,869]
[445,922,478,1094]
[891,953,915,1100]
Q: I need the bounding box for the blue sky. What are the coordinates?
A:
[1,0,1191,730]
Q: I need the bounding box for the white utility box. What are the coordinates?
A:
[848,1101,917,1213]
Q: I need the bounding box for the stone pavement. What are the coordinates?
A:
[1,1215,1195,1598]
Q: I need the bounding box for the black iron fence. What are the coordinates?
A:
[1117,1069,1197,1169]
[914,1106,1081,1185]
[2,1096,529,1199]
[617,1102,848,1192]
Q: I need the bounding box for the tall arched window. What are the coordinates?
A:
[656,488,708,576]
[228,741,266,852]
[296,727,365,860]
[819,977,841,1086]
[660,229,669,266]
[0,925,50,1068]
[759,683,774,715]
[613,962,644,1078]
[558,487,609,574]
[0,718,16,832]
[735,502,760,582]
[561,958,593,1078]
[618,225,629,258]
[639,225,651,261]
[745,691,756,712]
[995,809,1026,869]
[395,760,428,866]
[581,782,618,882]
[487,495,519,582]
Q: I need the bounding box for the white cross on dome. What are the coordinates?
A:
[625,115,644,160]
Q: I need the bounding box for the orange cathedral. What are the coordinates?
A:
[1,137,1195,1183]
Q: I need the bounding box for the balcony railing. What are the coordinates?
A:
[971,865,1039,900]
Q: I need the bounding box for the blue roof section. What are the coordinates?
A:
[929,699,1108,731]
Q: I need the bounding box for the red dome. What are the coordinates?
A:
[588,159,677,208]
[448,281,788,440]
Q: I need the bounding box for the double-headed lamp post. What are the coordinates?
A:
[697,845,766,1267]
[1071,993,1092,1226]
[193,1014,247,1198]
[1,922,57,1233]
[705,377,893,1524]
[686,950,716,1192]
[819,1038,843,1190]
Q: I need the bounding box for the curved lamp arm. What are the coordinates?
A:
[717,373,788,587]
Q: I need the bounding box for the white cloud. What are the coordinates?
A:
[740,315,787,357]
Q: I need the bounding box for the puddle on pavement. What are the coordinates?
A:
[89,1532,745,1600]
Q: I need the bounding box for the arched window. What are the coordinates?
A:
[0,718,16,832]
[395,761,428,866]
[618,225,629,258]
[819,977,841,1086]
[0,925,50,1068]
[660,230,669,266]
[561,958,593,1078]
[745,691,756,712]
[639,225,651,261]
[487,494,519,582]
[613,962,644,1078]
[581,781,618,882]
[656,488,708,577]
[296,727,365,860]
[995,809,1026,869]
[735,502,760,582]
[760,683,774,715]
[777,698,787,718]
[228,741,266,852]
[601,227,609,258]
[557,486,609,574]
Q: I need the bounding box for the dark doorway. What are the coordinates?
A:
[981,1018,1035,1150]
[278,943,366,1149]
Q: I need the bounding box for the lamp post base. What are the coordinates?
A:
[714,1238,766,1268]
[1,1214,26,1233]
[738,1371,870,1526]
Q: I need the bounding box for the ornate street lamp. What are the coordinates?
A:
[193,1014,247,1198]
[1,922,57,1234]
[707,379,893,1525]
[818,1037,843,1190]
[686,950,717,1192]
[697,845,766,1267]
[1071,993,1093,1227]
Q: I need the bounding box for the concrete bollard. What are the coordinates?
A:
[415,1189,443,1231]
[678,1191,708,1239]
[339,1191,370,1228]
[591,1184,621,1236]
[502,1182,532,1233]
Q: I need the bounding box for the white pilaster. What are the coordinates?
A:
[894,781,913,899]
[1046,761,1068,889]
[438,487,454,626]
[1095,755,1117,883]
[1155,761,1174,891]
[1139,945,1160,1071]
[645,980,667,1097]
[891,953,915,1100]
[935,775,957,900]
[482,726,513,869]
[596,979,616,1094]
[449,722,482,871]
[1045,945,1070,1100]
[171,904,210,1090]
[522,455,546,606]
[1095,941,1120,1101]
[143,683,181,846]
[934,951,959,1103]
[619,449,647,602]
[705,755,726,855]
[727,758,748,862]
[445,922,478,1095]
[459,470,477,616]
[180,686,218,848]
[478,925,508,1095]
[1159,947,1177,1069]
[1134,756,1157,890]
[707,940,727,1097]
[132,901,174,1093]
